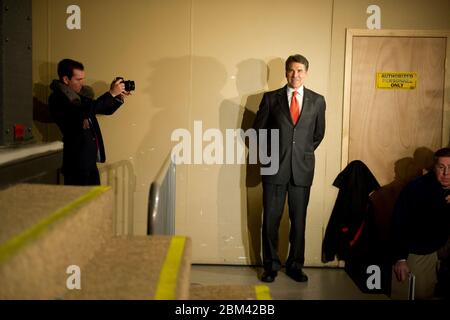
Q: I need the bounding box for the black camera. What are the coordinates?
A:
[116,77,135,92]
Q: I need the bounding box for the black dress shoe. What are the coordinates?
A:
[286,269,308,282]
[260,271,278,283]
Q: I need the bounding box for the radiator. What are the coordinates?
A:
[98,160,136,235]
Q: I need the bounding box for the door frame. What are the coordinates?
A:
[341,29,450,169]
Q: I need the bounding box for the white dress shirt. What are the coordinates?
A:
[287,85,304,109]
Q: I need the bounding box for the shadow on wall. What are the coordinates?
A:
[133,56,228,237]
[217,58,264,264]
[217,56,288,266]
[368,146,435,260]
[134,56,189,195]
[33,62,61,142]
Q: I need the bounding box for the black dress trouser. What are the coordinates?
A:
[262,180,311,272]
[63,167,100,186]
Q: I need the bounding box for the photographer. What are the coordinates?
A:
[49,58,131,186]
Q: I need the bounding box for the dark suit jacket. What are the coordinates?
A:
[253,85,326,186]
[49,82,123,173]
[392,172,450,261]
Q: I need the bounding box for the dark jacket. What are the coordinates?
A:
[322,160,380,262]
[392,171,450,262]
[48,80,123,173]
[252,85,326,186]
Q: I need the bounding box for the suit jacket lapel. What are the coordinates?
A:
[276,85,293,125]
[301,88,311,118]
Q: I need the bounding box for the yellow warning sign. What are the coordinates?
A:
[376,72,417,89]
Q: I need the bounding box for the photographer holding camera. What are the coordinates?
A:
[49,58,133,186]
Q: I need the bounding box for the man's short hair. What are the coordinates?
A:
[57,59,84,80]
[434,147,450,161]
[285,54,309,71]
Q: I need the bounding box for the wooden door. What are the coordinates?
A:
[343,30,449,185]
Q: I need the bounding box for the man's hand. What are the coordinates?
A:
[394,260,410,282]
[109,78,126,97]
[83,119,90,129]
[445,193,450,204]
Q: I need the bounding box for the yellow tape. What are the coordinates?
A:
[255,285,272,300]
[0,186,110,264]
[154,236,186,300]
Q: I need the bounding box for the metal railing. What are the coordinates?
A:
[147,153,176,235]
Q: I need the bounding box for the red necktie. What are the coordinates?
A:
[290,91,300,124]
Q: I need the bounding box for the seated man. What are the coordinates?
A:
[436,236,450,298]
[392,147,450,299]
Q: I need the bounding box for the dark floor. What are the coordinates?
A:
[190,265,389,300]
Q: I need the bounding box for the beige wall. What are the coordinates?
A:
[32,0,450,265]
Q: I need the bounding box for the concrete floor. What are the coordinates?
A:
[190,265,389,300]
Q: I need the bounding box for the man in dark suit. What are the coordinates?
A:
[253,54,326,282]
[49,58,129,186]
[391,147,450,299]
